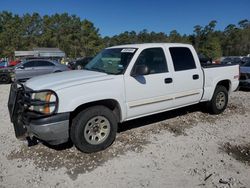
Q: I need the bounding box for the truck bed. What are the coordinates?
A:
[201,64,239,102]
[201,63,238,69]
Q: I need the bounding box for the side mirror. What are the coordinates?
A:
[131,65,149,76]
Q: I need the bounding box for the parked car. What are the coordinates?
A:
[0,68,13,84]
[14,59,69,82]
[68,57,93,70]
[198,54,212,65]
[0,61,14,84]
[0,61,8,69]
[8,43,239,153]
[241,57,250,64]
[239,61,250,89]
[221,57,244,65]
[9,60,21,67]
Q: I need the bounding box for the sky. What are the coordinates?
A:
[0,0,249,37]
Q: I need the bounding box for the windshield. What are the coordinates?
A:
[85,48,137,75]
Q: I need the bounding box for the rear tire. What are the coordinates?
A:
[207,85,228,114]
[70,106,117,153]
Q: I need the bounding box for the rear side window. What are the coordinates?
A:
[23,61,36,68]
[37,61,54,66]
[134,48,168,74]
[169,47,196,71]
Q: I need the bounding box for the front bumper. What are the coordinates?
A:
[8,83,70,145]
[27,113,70,145]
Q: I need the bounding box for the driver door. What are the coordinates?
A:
[124,47,174,120]
[16,61,36,80]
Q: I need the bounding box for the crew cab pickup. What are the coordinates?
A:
[8,43,239,153]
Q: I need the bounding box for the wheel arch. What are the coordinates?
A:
[216,79,231,92]
[70,99,122,124]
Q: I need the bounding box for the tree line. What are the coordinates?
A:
[0,11,249,59]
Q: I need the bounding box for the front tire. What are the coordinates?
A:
[207,85,228,114]
[70,106,117,153]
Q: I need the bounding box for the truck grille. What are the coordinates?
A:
[8,83,28,138]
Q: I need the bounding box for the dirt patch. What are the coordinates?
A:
[7,98,247,180]
[7,131,150,180]
[221,142,250,165]
[227,103,246,115]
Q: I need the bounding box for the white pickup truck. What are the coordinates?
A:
[8,43,239,153]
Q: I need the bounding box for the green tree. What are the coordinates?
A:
[80,19,104,57]
[200,36,222,59]
[0,11,23,57]
[0,11,249,59]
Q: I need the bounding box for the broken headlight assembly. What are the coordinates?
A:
[28,90,58,115]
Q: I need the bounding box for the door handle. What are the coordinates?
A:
[193,74,199,80]
[164,78,173,84]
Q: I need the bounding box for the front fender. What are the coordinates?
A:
[55,76,127,121]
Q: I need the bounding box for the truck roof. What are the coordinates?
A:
[107,43,193,49]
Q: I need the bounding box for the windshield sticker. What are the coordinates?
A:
[121,48,136,53]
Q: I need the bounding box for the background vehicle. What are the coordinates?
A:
[0,61,8,69]
[0,61,14,84]
[8,60,21,67]
[221,57,244,65]
[14,59,69,82]
[68,57,93,70]
[241,57,250,64]
[239,61,250,89]
[8,43,239,153]
[198,54,212,65]
[0,69,12,84]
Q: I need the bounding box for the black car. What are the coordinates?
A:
[221,57,244,65]
[68,57,93,70]
[0,67,14,84]
[242,57,250,64]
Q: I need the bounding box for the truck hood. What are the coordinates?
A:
[25,70,111,91]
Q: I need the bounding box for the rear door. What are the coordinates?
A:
[124,47,174,119]
[34,61,55,75]
[168,47,203,107]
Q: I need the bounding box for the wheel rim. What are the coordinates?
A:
[84,116,111,145]
[215,91,226,110]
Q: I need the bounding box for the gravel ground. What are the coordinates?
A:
[0,84,249,188]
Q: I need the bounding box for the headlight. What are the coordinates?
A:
[29,90,58,114]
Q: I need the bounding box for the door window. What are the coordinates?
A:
[133,48,168,74]
[23,61,36,68]
[169,47,196,71]
[36,61,55,66]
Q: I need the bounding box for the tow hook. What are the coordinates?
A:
[26,136,39,147]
